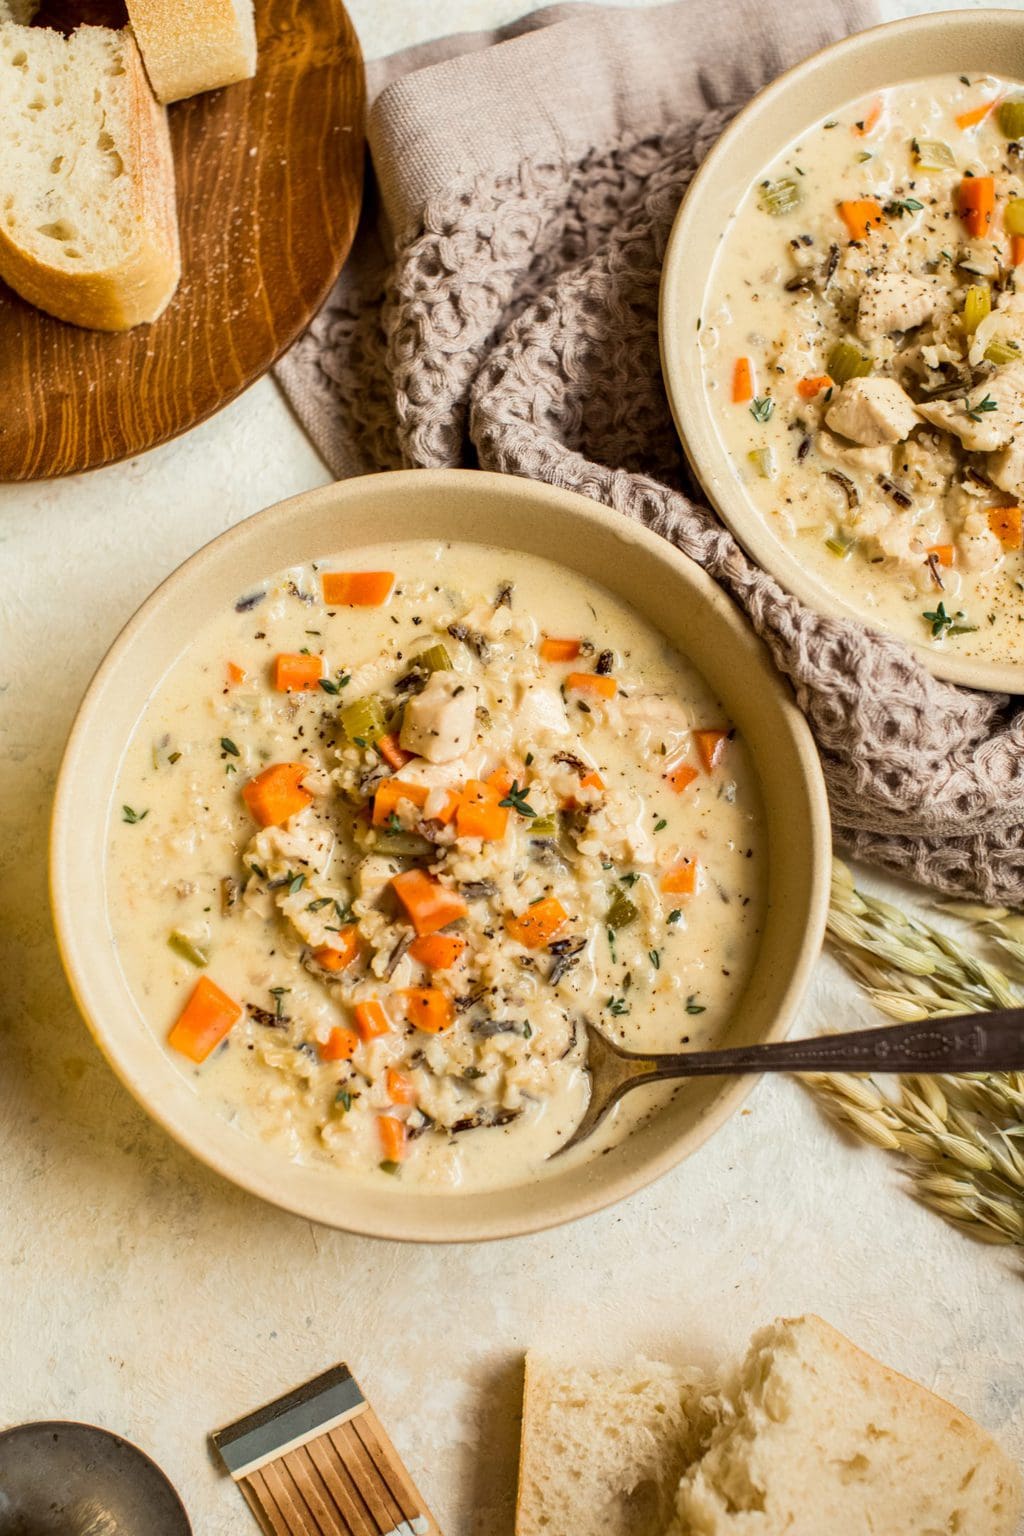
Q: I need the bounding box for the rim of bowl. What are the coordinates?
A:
[660,8,1024,696]
[50,469,831,1243]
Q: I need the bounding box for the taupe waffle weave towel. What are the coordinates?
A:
[276,0,1024,904]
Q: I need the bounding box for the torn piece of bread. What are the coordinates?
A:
[0,23,179,330]
[515,1353,709,1536]
[125,0,257,104]
[669,1314,1022,1536]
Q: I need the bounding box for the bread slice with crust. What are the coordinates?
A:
[669,1314,1023,1536]
[125,0,257,104]
[0,23,179,330]
[515,1353,709,1536]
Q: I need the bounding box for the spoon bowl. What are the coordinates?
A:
[0,1422,190,1536]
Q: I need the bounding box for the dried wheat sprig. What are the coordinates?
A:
[805,861,1024,1250]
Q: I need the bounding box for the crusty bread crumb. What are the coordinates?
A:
[669,1315,1022,1536]
[125,0,257,104]
[515,1354,709,1536]
[0,22,179,330]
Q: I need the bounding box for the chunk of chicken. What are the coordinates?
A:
[515,679,570,738]
[825,378,920,446]
[817,429,893,477]
[399,672,478,763]
[987,438,1024,500]
[917,362,1024,452]
[958,511,1003,573]
[856,274,936,340]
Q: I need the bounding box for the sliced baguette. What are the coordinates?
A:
[0,23,179,330]
[670,1314,1023,1536]
[125,0,257,104]
[515,1352,709,1536]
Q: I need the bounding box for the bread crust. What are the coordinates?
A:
[0,29,180,331]
[125,0,257,104]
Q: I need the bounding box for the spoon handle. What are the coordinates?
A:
[640,1008,1024,1080]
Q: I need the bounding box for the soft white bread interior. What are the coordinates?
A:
[125,0,257,104]
[0,1,39,20]
[669,1314,1023,1536]
[0,23,179,330]
[515,1352,709,1536]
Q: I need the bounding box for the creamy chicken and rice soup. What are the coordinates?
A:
[108,542,765,1192]
[702,75,1024,660]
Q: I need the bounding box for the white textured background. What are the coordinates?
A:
[2,1,1022,1532]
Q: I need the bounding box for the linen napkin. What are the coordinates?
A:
[275,0,1024,905]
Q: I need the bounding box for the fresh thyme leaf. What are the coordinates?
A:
[499,780,537,817]
[922,601,976,639]
[749,395,775,423]
[220,737,240,756]
[607,996,629,1016]
[307,896,332,911]
[686,994,706,1015]
[319,677,342,695]
[269,985,290,1020]
[288,874,306,895]
[654,818,667,832]
[122,805,148,823]
[386,812,403,833]
[335,1088,353,1111]
[883,197,924,218]
[964,393,998,421]
[649,949,661,970]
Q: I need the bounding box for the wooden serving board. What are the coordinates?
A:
[0,0,364,481]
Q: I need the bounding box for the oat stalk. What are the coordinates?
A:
[805,861,1024,1249]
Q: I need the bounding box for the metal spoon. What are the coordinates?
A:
[0,1421,191,1536]
[552,1007,1024,1157]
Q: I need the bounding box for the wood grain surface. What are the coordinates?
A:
[0,0,364,481]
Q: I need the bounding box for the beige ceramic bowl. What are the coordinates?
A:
[661,9,1024,695]
[51,470,830,1242]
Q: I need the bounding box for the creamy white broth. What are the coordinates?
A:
[107,540,765,1193]
[703,74,1024,661]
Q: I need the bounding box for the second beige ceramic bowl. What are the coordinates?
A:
[661,9,1024,695]
[51,470,830,1242]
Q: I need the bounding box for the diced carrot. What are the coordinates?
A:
[796,375,833,400]
[959,176,995,240]
[320,1026,358,1062]
[385,1067,416,1105]
[241,762,312,826]
[851,95,883,136]
[562,768,604,809]
[660,859,698,896]
[988,506,1023,550]
[694,729,729,772]
[372,778,429,826]
[926,544,955,568]
[378,1114,408,1163]
[486,767,514,797]
[391,869,468,936]
[352,999,392,1041]
[666,760,699,794]
[377,732,412,770]
[321,571,395,607]
[506,896,569,949]
[226,661,246,686]
[409,933,466,970]
[400,987,455,1033]
[837,199,885,242]
[1012,234,1024,267]
[273,652,322,692]
[311,926,360,973]
[956,97,1000,130]
[456,780,509,841]
[565,672,618,699]
[540,637,582,662]
[167,976,241,1064]
[430,789,462,826]
[732,356,754,404]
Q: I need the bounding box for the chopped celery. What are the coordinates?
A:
[962,284,991,335]
[168,930,208,967]
[747,446,776,480]
[529,814,559,837]
[379,831,433,858]
[606,887,639,930]
[912,137,955,171]
[757,177,801,216]
[984,338,1022,366]
[1005,197,1024,236]
[827,341,872,384]
[341,695,386,745]
[411,643,452,673]
[825,534,855,559]
[997,99,1024,139]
